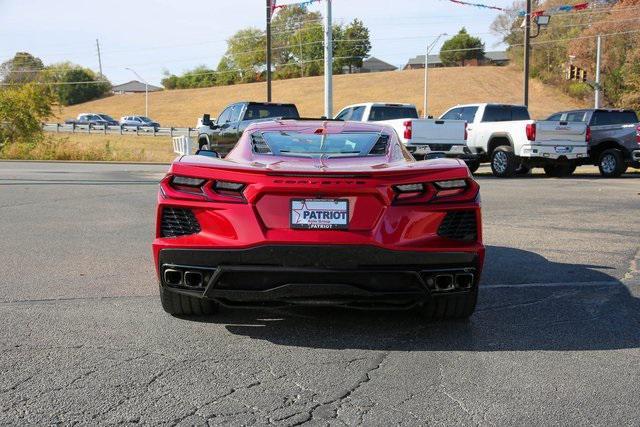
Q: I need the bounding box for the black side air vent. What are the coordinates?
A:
[437,211,477,241]
[161,208,201,238]
[369,135,389,155]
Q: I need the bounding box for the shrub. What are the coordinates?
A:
[567,82,592,100]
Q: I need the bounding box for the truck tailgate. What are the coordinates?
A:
[535,121,588,146]
[409,119,466,145]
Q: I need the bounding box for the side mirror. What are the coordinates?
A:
[202,114,213,126]
[196,149,220,158]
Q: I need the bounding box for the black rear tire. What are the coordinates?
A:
[598,149,626,177]
[490,146,517,178]
[160,285,219,316]
[418,289,478,320]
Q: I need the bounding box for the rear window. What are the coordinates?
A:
[482,105,530,122]
[245,104,299,120]
[368,106,418,121]
[592,110,638,126]
[252,131,388,158]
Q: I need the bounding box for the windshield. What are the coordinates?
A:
[245,104,299,120]
[255,131,388,158]
[139,116,152,123]
[368,106,418,121]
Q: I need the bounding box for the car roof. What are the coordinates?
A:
[339,102,416,110]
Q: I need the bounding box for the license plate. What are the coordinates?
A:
[290,199,349,229]
[555,146,573,154]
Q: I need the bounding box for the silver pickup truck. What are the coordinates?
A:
[547,109,640,177]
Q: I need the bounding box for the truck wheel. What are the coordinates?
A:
[160,285,219,316]
[198,138,210,151]
[598,149,626,177]
[419,289,478,320]
[465,160,480,174]
[490,146,516,178]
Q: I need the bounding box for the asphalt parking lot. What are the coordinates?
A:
[1,161,639,425]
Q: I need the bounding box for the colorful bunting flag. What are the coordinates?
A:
[444,0,618,16]
[271,0,321,14]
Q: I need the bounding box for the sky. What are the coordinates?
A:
[0,0,516,86]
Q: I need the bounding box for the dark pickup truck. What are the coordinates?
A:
[196,102,300,153]
[547,109,640,177]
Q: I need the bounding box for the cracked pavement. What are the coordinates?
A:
[1,162,639,425]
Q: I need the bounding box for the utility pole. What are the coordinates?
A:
[266,0,273,102]
[523,0,531,107]
[324,0,333,118]
[96,39,103,77]
[423,33,447,118]
[595,35,601,108]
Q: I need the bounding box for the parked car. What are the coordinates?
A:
[154,120,484,319]
[120,115,160,130]
[65,113,119,126]
[335,102,477,170]
[196,102,300,153]
[440,103,589,177]
[546,109,640,177]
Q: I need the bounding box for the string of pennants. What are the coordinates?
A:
[270,0,322,14]
[446,0,618,16]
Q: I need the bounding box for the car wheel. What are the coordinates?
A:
[419,288,478,320]
[490,146,516,178]
[159,285,219,316]
[598,149,626,177]
[465,160,480,174]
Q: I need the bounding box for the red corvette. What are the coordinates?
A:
[153,119,484,319]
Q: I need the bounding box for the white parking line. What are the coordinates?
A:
[482,280,631,289]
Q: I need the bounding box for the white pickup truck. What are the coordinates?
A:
[335,102,476,169]
[440,103,589,177]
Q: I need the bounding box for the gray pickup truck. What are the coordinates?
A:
[547,109,640,177]
[196,102,300,154]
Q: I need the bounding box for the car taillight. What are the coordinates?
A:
[161,175,246,203]
[526,123,536,141]
[392,179,479,205]
[586,125,592,143]
[403,120,412,140]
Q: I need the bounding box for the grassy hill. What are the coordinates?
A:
[58,66,586,126]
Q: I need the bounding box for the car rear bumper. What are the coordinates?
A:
[158,245,483,309]
[519,144,588,160]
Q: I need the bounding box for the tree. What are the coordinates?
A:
[224,28,266,83]
[335,19,371,73]
[0,52,45,84]
[0,83,54,149]
[271,5,322,67]
[45,63,111,106]
[440,28,485,67]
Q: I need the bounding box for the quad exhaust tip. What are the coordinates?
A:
[164,269,183,286]
[434,274,455,291]
[430,273,475,291]
[455,273,474,290]
[184,271,204,287]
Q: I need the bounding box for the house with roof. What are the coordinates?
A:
[111,80,163,94]
[360,56,398,73]
[403,51,510,70]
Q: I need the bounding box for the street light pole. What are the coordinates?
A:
[595,35,602,108]
[423,33,447,118]
[324,0,333,118]
[523,0,531,107]
[125,67,149,117]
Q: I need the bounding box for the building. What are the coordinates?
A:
[111,80,163,94]
[403,51,509,70]
[360,56,398,73]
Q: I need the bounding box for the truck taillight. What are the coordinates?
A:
[464,122,468,141]
[403,120,412,140]
[586,125,591,143]
[525,123,536,141]
[636,124,640,145]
